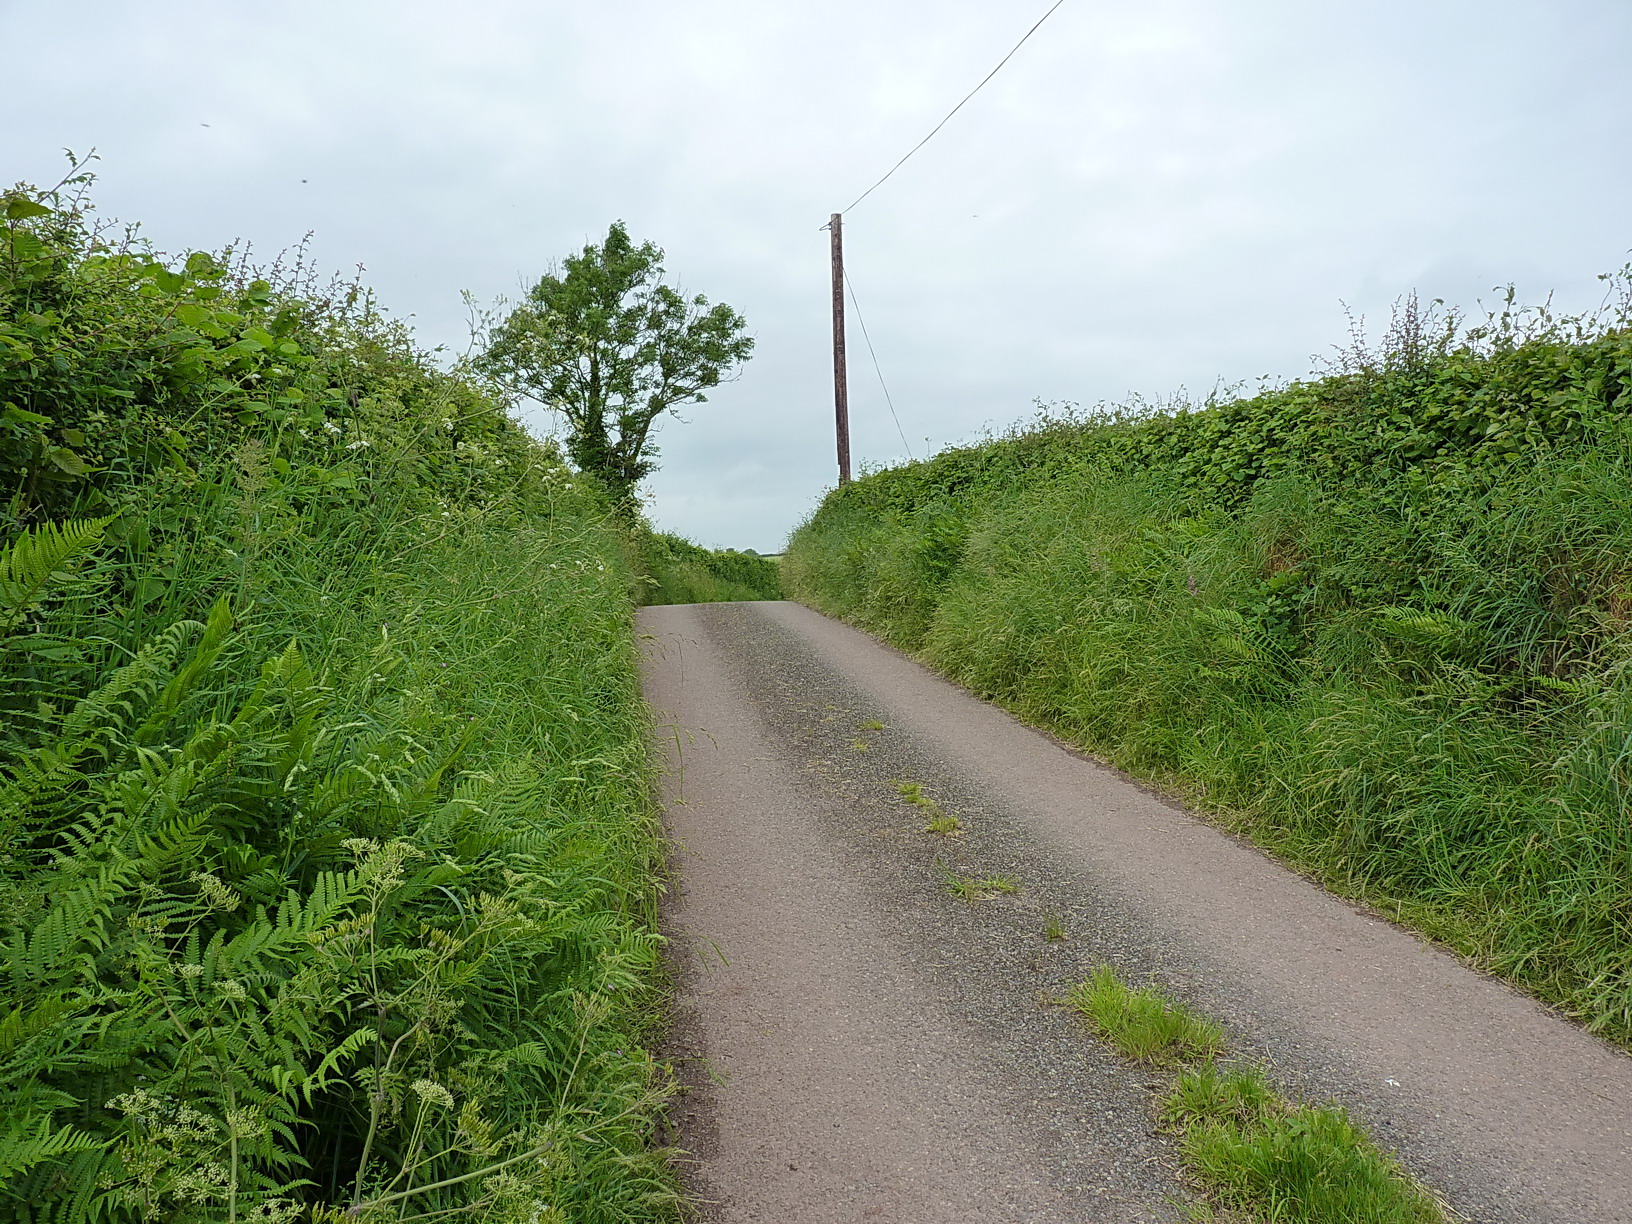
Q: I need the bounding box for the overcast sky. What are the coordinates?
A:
[6,1,1630,551]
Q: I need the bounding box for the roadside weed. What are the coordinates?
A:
[1066,986,1449,1222]
[1043,913,1068,941]
[896,780,933,804]
[1067,966,1223,1065]
[946,872,984,902]
[1162,1061,1279,1131]
[1181,1093,1446,1223]
[897,780,962,835]
[923,811,963,836]
[859,719,886,732]
[941,866,1021,902]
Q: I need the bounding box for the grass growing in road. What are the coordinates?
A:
[922,811,963,836]
[1068,968,1446,1223]
[1067,966,1223,1065]
[897,780,962,835]
[941,866,1021,902]
[896,780,933,803]
[1165,1063,1446,1223]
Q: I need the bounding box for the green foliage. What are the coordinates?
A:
[1066,967,1223,1066]
[0,179,677,1221]
[0,517,110,633]
[637,531,780,605]
[478,222,754,507]
[806,291,1632,534]
[785,283,1632,1044]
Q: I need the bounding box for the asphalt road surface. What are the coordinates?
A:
[639,600,1632,1223]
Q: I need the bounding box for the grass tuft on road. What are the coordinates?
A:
[1069,967,1446,1223]
[1168,1061,1445,1224]
[941,866,1020,902]
[1066,966,1223,1065]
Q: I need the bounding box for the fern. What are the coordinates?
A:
[0,1118,105,1183]
[0,517,111,636]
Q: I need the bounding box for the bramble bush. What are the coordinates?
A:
[1,172,679,1221]
[786,288,1632,1044]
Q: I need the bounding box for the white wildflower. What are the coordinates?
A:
[411,1079,455,1109]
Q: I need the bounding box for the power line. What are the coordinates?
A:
[839,0,1067,215]
[843,268,913,460]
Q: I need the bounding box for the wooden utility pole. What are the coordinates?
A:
[828,212,851,485]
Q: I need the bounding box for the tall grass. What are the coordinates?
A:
[785,294,1632,1045]
[1,179,678,1220]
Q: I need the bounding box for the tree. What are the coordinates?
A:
[479,221,753,508]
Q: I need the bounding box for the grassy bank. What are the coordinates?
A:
[1,180,677,1220]
[785,291,1632,1044]
[638,531,780,605]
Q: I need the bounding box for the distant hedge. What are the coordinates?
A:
[640,531,780,604]
[828,293,1632,520]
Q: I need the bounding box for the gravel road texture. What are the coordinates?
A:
[639,600,1632,1223]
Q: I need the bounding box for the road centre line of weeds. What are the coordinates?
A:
[860,708,1434,1219]
[884,714,1455,1221]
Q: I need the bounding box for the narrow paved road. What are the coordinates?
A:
[640,601,1632,1223]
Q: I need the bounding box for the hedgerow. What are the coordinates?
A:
[786,287,1632,1045]
[1,174,679,1221]
[637,532,780,605]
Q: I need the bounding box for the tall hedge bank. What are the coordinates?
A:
[785,292,1632,1045]
[1,180,678,1222]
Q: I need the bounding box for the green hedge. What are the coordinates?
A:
[638,531,780,605]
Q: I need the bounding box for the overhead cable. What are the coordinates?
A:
[838,0,1067,216]
[844,268,913,459]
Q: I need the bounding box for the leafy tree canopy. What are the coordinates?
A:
[479,221,753,507]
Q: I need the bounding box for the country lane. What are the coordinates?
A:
[639,600,1632,1223]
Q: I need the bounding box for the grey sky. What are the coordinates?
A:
[6,1,1629,552]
